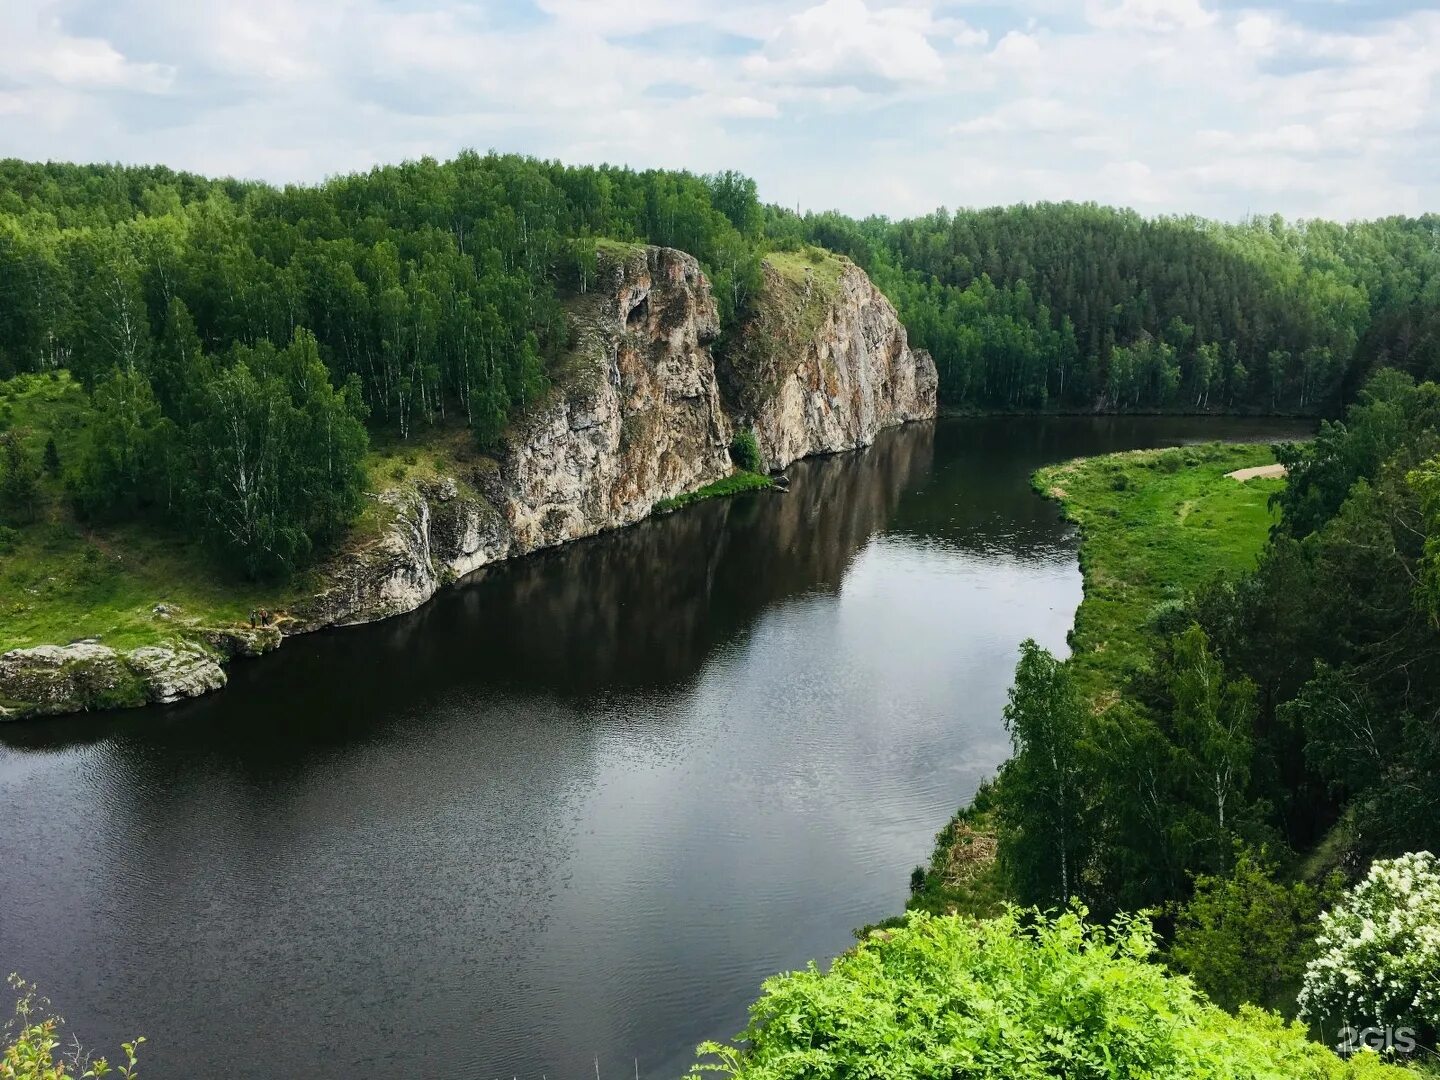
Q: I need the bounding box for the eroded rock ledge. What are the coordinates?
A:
[0,246,937,720]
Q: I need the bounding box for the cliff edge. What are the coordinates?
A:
[0,244,937,720]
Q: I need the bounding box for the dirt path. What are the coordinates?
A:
[1226,463,1288,482]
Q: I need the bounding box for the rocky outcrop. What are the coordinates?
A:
[297,245,734,631]
[0,640,225,719]
[125,644,227,704]
[0,245,937,721]
[719,254,938,469]
[497,245,733,551]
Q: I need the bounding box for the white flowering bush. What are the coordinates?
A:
[1298,851,1440,1034]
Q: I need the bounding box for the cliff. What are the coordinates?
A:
[0,244,936,720]
[717,249,938,469]
[293,244,735,629]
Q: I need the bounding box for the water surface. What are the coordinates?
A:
[0,417,1311,1079]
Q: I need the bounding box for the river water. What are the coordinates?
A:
[0,417,1311,1079]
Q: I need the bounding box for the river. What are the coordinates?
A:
[0,416,1312,1079]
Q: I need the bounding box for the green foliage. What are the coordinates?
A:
[653,471,773,514]
[0,432,40,523]
[997,641,1092,908]
[694,909,1416,1080]
[187,330,369,579]
[730,429,764,473]
[68,367,170,519]
[1172,847,1338,1012]
[1274,370,1440,540]
[2,975,143,1079]
[774,202,1440,415]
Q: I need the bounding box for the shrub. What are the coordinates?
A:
[693,909,1413,1079]
[730,429,764,474]
[1155,448,1186,473]
[1171,846,1336,1012]
[2,974,143,1079]
[1299,852,1440,1037]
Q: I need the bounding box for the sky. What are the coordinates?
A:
[1,0,1438,221]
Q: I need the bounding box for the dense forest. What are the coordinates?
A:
[774,204,1440,413]
[0,154,765,577]
[2,152,1440,582]
[919,371,1440,1053]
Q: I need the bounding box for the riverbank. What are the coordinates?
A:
[0,243,938,720]
[905,439,1287,919]
[1034,441,1284,699]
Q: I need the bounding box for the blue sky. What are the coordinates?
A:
[2,0,1437,220]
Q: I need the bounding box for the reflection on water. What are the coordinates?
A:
[0,416,1311,1079]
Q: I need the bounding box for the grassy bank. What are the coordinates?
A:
[653,470,774,514]
[905,440,1286,920]
[0,372,491,655]
[1035,441,1284,700]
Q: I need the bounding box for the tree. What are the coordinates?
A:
[998,640,1093,906]
[70,367,169,518]
[1299,852,1440,1041]
[41,436,59,476]
[0,431,41,523]
[187,330,367,579]
[1171,847,1336,1012]
[1164,624,1256,867]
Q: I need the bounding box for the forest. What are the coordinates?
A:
[776,204,1440,413]
[0,154,765,578]
[886,371,1440,1064]
[1,151,1439,583]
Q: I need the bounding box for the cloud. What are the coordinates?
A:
[744,0,946,89]
[1086,0,1215,33]
[951,98,1095,136]
[0,0,1435,222]
[951,20,990,48]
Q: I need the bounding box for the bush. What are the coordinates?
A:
[1171,847,1336,1012]
[693,909,1413,1079]
[730,428,764,474]
[1299,852,1440,1037]
[3,974,143,1079]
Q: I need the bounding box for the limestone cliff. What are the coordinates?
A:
[294,244,734,630]
[718,251,938,470]
[0,244,936,720]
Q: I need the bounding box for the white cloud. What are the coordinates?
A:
[744,0,946,88]
[951,98,1095,136]
[951,20,990,49]
[0,0,1435,222]
[1086,0,1215,33]
[989,30,1043,69]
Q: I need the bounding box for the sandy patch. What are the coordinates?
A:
[1226,463,1287,482]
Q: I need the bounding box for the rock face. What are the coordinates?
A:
[298,245,734,630]
[499,245,733,551]
[719,255,938,470]
[0,640,225,719]
[0,245,937,720]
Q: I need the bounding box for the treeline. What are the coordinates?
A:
[990,370,1440,1021]
[6,151,1440,579]
[767,203,1440,413]
[0,154,765,576]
